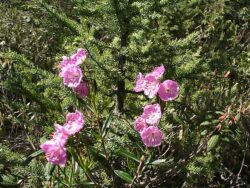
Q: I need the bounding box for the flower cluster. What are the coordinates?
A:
[134,64,179,101]
[134,104,163,147]
[40,111,84,167]
[134,65,179,147]
[59,48,89,98]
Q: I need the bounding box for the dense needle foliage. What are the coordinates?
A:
[0,0,249,187]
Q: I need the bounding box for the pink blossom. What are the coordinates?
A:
[73,81,89,98]
[147,64,165,80]
[134,117,147,132]
[59,66,83,88]
[134,65,164,98]
[70,48,87,65]
[158,80,179,101]
[59,56,72,69]
[53,124,69,145]
[134,73,145,92]
[143,75,160,98]
[64,110,84,135]
[59,49,87,69]
[140,126,163,147]
[40,137,67,167]
[141,103,162,125]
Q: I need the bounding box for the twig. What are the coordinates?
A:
[129,155,146,188]
[236,133,249,180]
[107,90,143,97]
[158,141,171,159]
[83,45,112,78]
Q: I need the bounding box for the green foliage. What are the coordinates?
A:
[0,0,249,187]
[186,152,220,186]
[0,144,45,188]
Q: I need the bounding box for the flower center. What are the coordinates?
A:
[150,133,156,142]
[165,87,172,94]
[70,72,79,81]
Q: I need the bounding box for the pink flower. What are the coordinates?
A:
[147,64,165,80]
[70,48,87,65]
[158,80,179,101]
[141,103,162,125]
[40,110,85,167]
[134,73,145,92]
[58,48,87,87]
[64,110,84,135]
[59,56,72,69]
[40,136,67,167]
[59,66,83,88]
[73,81,89,98]
[59,49,87,69]
[143,75,160,98]
[134,65,164,98]
[53,124,69,145]
[134,117,147,132]
[140,126,163,147]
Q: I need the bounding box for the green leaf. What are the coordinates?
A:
[148,158,174,165]
[215,111,224,115]
[115,149,140,163]
[80,182,95,186]
[89,147,109,172]
[145,154,152,166]
[0,174,19,187]
[101,112,113,138]
[45,163,55,180]
[68,147,85,171]
[207,135,220,152]
[0,182,19,188]
[200,121,211,126]
[23,149,43,165]
[211,120,220,124]
[114,170,133,183]
[201,130,208,136]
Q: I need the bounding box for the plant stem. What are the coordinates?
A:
[129,155,146,188]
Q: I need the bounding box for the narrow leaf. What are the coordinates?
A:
[101,112,113,138]
[115,149,140,163]
[45,163,55,180]
[148,158,174,165]
[23,149,43,165]
[114,170,133,183]
[207,135,220,151]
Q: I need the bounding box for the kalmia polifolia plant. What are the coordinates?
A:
[59,48,89,97]
[40,49,87,167]
[40,110,84,167]
[133,65,179,147]
[134,65,165,98]
[39,53,180,186]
